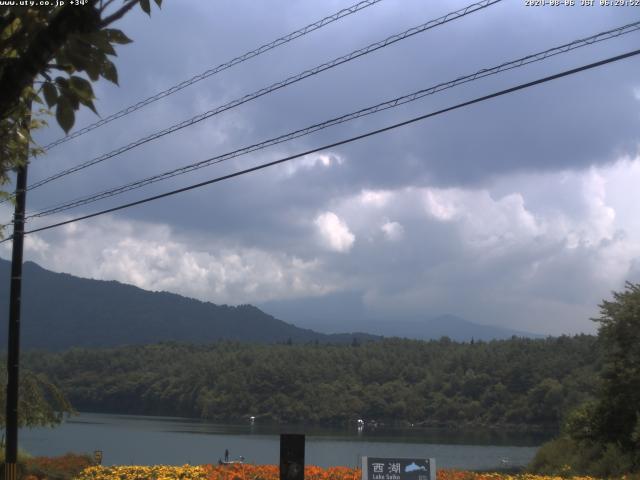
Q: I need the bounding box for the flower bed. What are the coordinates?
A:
[22,453,94,480]
[74,464,359,480]
[75,464,209,480]
[72,464,640,480]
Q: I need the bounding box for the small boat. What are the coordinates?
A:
[219,456,245,465]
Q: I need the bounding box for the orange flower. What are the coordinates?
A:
[204,464,360,480]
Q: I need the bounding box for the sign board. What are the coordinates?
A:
[361,457,435,480]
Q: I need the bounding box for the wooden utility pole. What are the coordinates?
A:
[4,108,30,480]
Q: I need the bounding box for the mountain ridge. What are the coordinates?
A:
[0,258,377,350]
[0,258,541,350]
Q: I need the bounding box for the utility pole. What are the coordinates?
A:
[4,106,30,480]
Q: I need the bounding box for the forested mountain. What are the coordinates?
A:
[0,259,377,349]
[25,335,601,429]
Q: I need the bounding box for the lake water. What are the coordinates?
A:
[20,413,547,470]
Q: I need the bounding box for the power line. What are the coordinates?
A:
[26,20,640,219]
[41,0,387,152]
[24,0,502,193]
[13,47,639,240]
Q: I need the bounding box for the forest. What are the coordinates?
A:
[24,335,600,429]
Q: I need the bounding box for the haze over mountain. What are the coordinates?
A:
[259,291,543,341]
[0,259,540,350]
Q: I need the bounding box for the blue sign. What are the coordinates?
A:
[361,457,435,480]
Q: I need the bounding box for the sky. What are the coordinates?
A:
[2,0,640,336]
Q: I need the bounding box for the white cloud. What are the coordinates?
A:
[422,188,542,251]
[381,221,404,241]
[11,216,333,305]
[304,156,640,334]
[359,189,392,207]
[24,234,50,255]
[424,190,457,221]
[314,211,355,253]
[283,152,344,177]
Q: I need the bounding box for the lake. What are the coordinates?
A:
[19,412,548,470]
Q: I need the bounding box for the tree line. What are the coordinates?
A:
[23,334,601,430]
[530,282,640,476]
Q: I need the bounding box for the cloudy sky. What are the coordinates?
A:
[3,0,640,335]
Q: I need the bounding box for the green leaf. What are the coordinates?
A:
[154,0,162,6]
[69,76,94,102]
[104,28,132,45]
[85,59,100,81]
[100,58,118,85]
[80,98,99,116]
[68,94,79,110]
[54,76,69,89]
[42,82,58,108]
[65,42,90,72]
[87,32,116,55]
[30,116,49,130]
[56,97,75,134]
[82,49,108,80]
[23,85,36,97]
[140,0,151,14]
[54,51,77,74]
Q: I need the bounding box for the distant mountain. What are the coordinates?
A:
[385,314,544,341]
[0,259,378,350]
[260,292,543,341]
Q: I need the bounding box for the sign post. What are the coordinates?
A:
[280,434,305,480]
[361,457,436,480]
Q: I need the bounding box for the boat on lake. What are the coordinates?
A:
[219,456,245,465]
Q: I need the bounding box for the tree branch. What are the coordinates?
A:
[100,0,139,28]
[99,0,118,13]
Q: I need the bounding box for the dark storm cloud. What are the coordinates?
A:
[30,0,640,204]
[12,0,640,335]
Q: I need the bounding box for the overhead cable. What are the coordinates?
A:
[25,0,503,193]
[27,20,640,219]
[12,47,640,240]
[41,0,387,151]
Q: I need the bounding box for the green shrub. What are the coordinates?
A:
[528,436,580,476]
[587,443,635,478]
[529,435,637,477]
